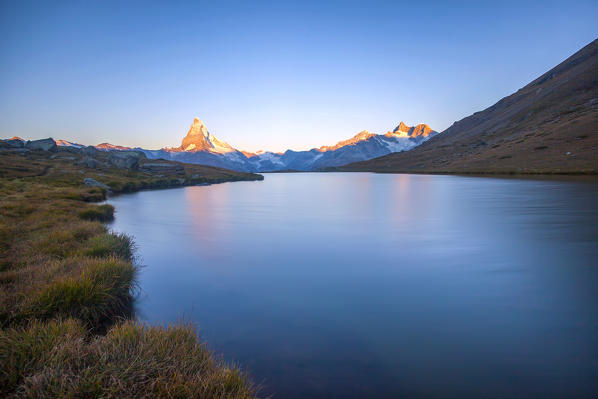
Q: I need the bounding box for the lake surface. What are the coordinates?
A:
[109,173,598,398]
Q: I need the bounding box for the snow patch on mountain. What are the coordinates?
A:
[56,139,85,148]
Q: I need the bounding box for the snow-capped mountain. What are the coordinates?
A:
[130,118,251,171]
[245,122,437,171]
[57,118,437,172]
[179,118,237,154]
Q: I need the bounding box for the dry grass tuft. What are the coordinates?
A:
[79,204,115,222]
[0,319,257,398]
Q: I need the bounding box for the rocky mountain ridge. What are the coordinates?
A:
[0,136,263,187]
[33,119,436,172]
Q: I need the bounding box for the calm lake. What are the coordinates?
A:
[109,173,598,398]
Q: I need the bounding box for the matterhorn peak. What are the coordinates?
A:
[180,118,236,154]
[187,118,209,138]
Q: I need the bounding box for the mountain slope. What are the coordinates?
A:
[340,39,598,174]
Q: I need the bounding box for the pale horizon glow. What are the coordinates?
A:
[1,1,597,153]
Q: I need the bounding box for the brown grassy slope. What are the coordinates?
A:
[340,39,598,174]
[0,149,260,398]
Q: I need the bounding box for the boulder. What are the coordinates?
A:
[25,138,57,151]
[107,151,145,170]
[83,177,111,190]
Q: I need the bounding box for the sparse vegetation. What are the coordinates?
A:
[0,149,259,397]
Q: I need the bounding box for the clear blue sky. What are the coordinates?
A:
[1,0,597,152]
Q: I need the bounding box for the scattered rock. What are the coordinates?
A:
[83,177,111,190]
[25,138,57,151]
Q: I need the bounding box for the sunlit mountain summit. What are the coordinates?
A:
[70,118,437,172]
[179,118,237,154]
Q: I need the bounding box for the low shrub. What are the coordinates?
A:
[79,204,115,222]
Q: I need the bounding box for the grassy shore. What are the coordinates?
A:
[0,148,260,398]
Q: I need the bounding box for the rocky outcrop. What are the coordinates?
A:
[1,137,56,152]
[0,137,25,149]
[107,151,146,170]
[81,157,103,168]
[25,138,57,151]
[83,177,111,190]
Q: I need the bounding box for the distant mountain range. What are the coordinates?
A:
[339,39,598,174]
[44,38,598,176]
[55,118,437,172]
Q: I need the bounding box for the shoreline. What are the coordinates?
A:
[0,149,260,397]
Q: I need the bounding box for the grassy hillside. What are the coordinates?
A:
[339,39,598,174]
[0,147,261,398]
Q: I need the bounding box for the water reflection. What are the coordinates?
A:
[109,173,598,398]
